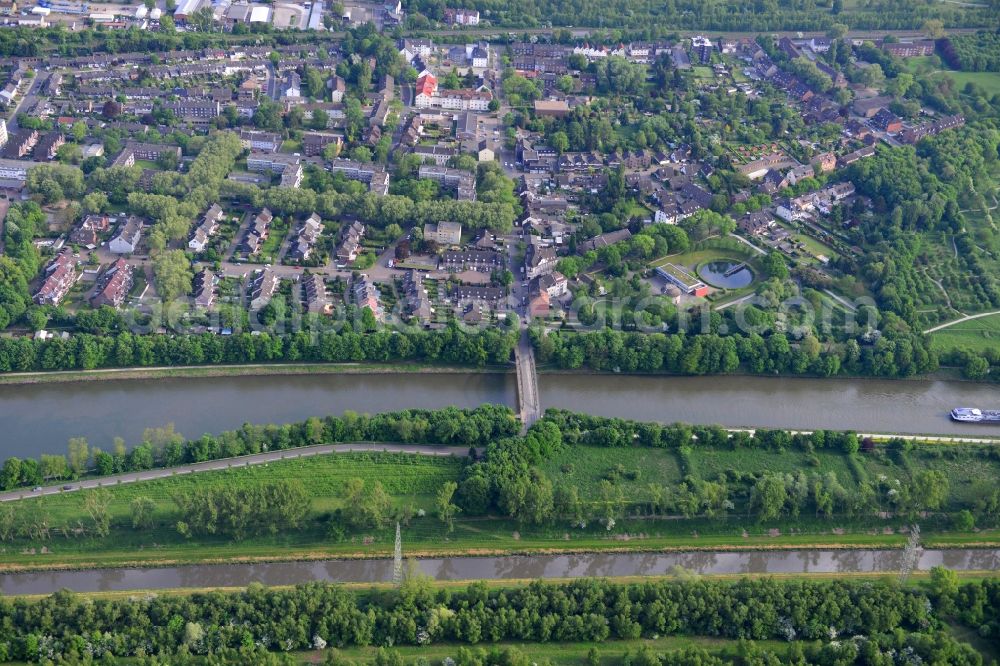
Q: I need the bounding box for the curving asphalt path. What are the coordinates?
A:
[0,443,473,503]
[923,309,1000,335]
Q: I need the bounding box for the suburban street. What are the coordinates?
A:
[5,71,49,134]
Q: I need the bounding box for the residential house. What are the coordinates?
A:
[111,141,182,168]
[413,144,455,165]
[239,129,281,152]
[534,99,571,118]
[192,268,215,308]
[242,208,273,255]
[89,258,133,309]
[302,132,342,157]
[248,268,279,309]
[528,288,551,318]
[188,204,224,252]
[352,275,383,321]
[444,8,479,25]
[302,273,331,314]
[418,165,476,200]
[534,271,568,298]
[283,71,301,99]
[400,39,433,62]
[279,162,303,188]
[871,108,903,134]
[440,249,504,272]
[852,95,892,118]
[739,211,774,236]
[810,152,837,173]
[786,164,815,186]
[289,213,324,262]
[525,243,557,279]
[837,145,876,168]
[737,152,794,179]
[330,75,346,103]
[578,229,632,253]
[70,214,110,247]
[424,221,462,245]
[403,270,433,326]
[34,132,64,161]
[414,71,438,108]
[33,249,78,306]
[437,88,492,111]
[336,220,365,263]
[1,129,38,159]
[108,216,142,254]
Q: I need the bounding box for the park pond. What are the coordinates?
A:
[698,260,755,289]
[1,548,997,595]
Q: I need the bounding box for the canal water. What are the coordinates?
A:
[0,372,998,458]
[2,549,996,595]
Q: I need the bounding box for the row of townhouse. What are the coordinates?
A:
[188,204,225,252]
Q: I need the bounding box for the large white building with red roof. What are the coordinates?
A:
[414,71,438,108]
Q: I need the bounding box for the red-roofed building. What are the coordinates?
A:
[414,72,438,108]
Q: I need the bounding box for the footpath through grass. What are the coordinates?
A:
[292,636,791,665]
[2,442,1000,573]
[932,312,1000,353]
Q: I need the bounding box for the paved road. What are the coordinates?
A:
[0,443,474,503]
[514,329,541,431]
[266,62,280,101]
[823,289,858,313]
[727,232,767,256]
[714,293,756,311]
[924,309,1000,334]
[5,72,48,134]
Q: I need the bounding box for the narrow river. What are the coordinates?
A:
[2,549,997,595]
[1,372,998,458]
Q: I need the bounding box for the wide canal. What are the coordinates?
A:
[1,372,999,457]
[2,548,996,595]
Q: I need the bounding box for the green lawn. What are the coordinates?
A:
[947,70,1000,97]
[791,232,838,263]
[296,635,793,665]
[649,247,758,272]
[4,442,1000,573]
[689,448,858,486]
[541,446,682,499]
[255,219,290,261]
[931,313,1000,353]
[23,451,463,526]
[691,66,715,80]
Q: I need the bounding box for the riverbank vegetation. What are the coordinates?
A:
[2,408,999,570]
[0,405,515,490]
[1,573,997,663]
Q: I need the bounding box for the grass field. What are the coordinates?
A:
[294,635,791,665]
[649,248,759,272]
[691,66,715,81]
[540,446,682,499]
[3,443,1000,572]
[790,232,838,263]
[931,313,1000,353]
[947,70,1000,97]
[22,452,463,526]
